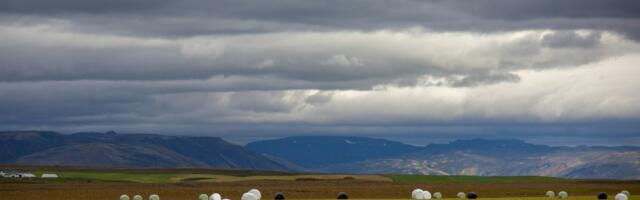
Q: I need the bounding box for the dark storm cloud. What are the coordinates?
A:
[1,0,639,38]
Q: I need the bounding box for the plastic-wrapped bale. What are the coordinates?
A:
[433,192,442,200]
[598,192,608,200]
[616,193,629,200]
[457,192,466,199]
[546,191,555,198]
[210,193,222,200]
[149,194,160,200]
[337,192,349,199]
[423,190,432,200]
[249,189,262,200]
[133,195,143,200]
[199,194,209,200]
[120,194,130,200]
[274,192,285,200]
[558,191,568,199]
[466,192,478,199]
[412,189,424,200]
[242,193,258,200]
[621,191,630,198]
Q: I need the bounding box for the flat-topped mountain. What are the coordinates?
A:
[245,136,421,168]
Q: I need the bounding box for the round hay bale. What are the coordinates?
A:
[433,192,442,199]
[466,192,478,199]
[210,193,222,200]
[242,193,258,200]
[120,194,130,200]
[249,189,262,200]
[412,189,425,200]
[457,192,466,199]
[558,191,568,199]
[274,192,285,200]
[423,190,432,200]
[621,191,630,198]
[598,192,608,200]
[337,192,349,199]
[133,195,143,200]
[546,191,555,198]
[149,194,160,200]
[616,193,629,200]
[199,194,209,200]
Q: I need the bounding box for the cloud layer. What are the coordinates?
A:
[1,0,639,145]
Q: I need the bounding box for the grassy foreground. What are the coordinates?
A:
[1,166,638,200]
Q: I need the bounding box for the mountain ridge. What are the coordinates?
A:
[248,136,640,179]
[0,131,289,171]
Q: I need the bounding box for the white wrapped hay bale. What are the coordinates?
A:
[242,192,258,200]
[423,190,432,200]
[249,189,262,200]
[210,193,222,200]
[149,194,160,200]
[133,195,143,200]
[412,189,425,200]
[457,192,466,199]
[120,194,130,200]
[546,191,555,198]
[558,191,568,199]
[199,194,209,200]
[621,190,630,198]
[616,193,629,200]
[433,192,442,199]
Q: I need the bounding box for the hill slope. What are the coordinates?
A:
[248,137,640,179]
[0,131,289,171]
[324,139,640,179]
[245,136,421,168]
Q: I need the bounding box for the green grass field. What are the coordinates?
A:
[42,171,186,183]
[31,171,391,183]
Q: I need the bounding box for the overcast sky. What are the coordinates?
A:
[1,0,639,146]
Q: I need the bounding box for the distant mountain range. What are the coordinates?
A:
[2,131,639,179]
[0,131,288,171]
[246,137,640,179]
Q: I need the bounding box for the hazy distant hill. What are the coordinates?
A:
[245,136,421,168]
[0,131,289,171]
[248,137,640,179]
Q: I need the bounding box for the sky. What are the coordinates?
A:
[1,0,640,146]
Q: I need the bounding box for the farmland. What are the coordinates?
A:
[1,166,638,200]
